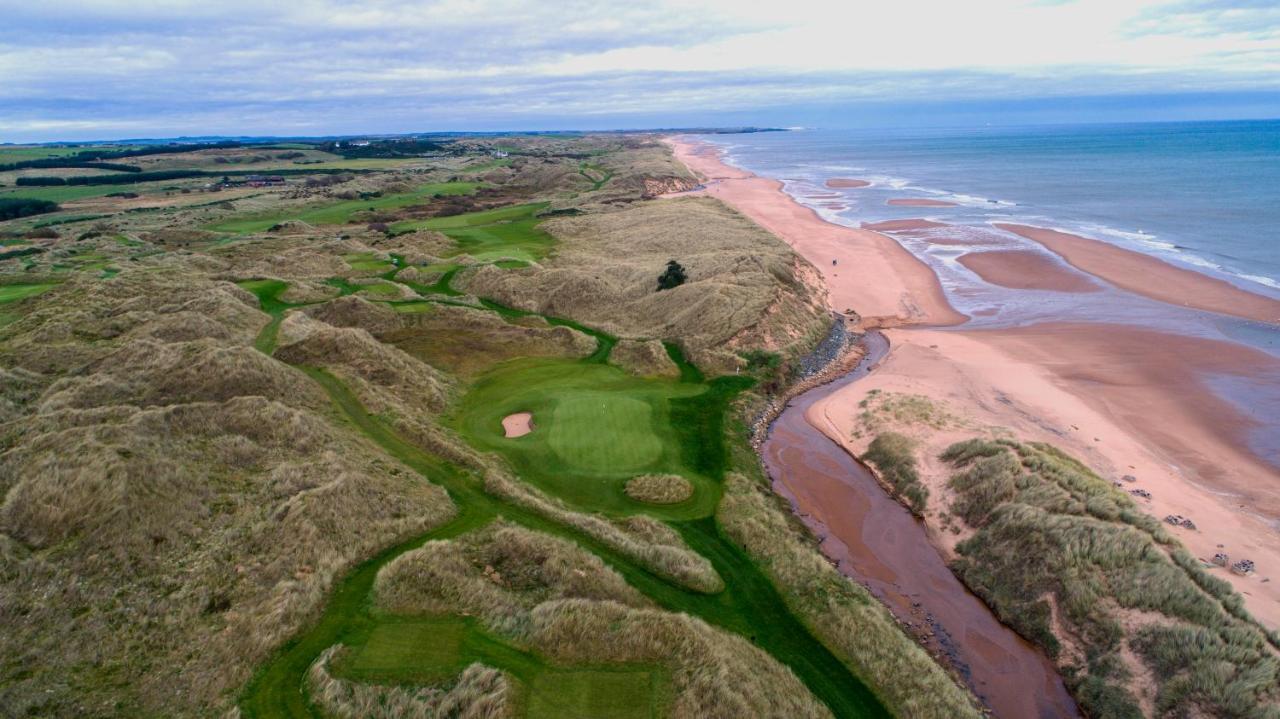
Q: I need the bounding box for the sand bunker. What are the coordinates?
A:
[502,412,534,438]
[887,198,957,207]
[957,250,1101,292]
[825,178,871,188]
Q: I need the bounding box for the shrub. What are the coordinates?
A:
[657,259,687,290]
[0,197,59,221]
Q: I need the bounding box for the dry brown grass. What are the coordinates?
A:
[624,473,694,504]
[717,473,983,719]
[458,196,829,373]
[0,266,459,717]
[376,522,830,719]
[309,647,514,719]
[610,338,680,378]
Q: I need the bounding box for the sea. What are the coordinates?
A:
[698,120,1280,294]
[692,119,1280,469]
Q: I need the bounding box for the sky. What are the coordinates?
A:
[2,0,1279,141]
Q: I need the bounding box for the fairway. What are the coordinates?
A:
[392,202,555,263]
[206,181,479,233]
[0,283,57,304]
[549,393,663,472]
[528,670,659,719]
[332,616,664,718]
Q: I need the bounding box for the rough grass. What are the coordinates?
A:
[207,181,479,233]
[717,473,983,719]
[942,439,1280,718]
[861,432,929,514]
[458,196,829,373]
[624,474,695,505]
[376,524,824,719]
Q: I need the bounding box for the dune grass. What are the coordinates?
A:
[942,439,1280,718]
[239,366,890,718]
[329,615,664,718]
[206,181,479,233]
[391,202,554,263]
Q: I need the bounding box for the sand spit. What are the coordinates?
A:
[811,326,1280,628]
[861,219,949,233]
[887,198,957,207]
[996,223,1280,324]
[957,250,1101,293]
[826,178,871,188]
[667,139,965,328]
[501,412,533,438]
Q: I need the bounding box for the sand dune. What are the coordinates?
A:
[668,139,965,328]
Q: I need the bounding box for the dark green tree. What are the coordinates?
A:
[657,259,687,290]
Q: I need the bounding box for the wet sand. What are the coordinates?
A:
[667,139,965,327]
[957,250,1101,292]
[767,334,1078,718]
[501,411,533,438]
[812,325,1280,629]
[862,219,949,232]
[888,198,957,207]
[996,223,1280,324]
[826,178,871,188]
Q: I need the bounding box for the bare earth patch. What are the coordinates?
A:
[502,411,534,438]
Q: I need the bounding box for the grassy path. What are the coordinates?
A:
[239,366,889,718]
[237,237,891,716]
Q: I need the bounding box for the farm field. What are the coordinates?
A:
[207,180,479,233]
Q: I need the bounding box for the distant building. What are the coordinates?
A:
[242,175,286,187]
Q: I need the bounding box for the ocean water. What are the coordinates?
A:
[693,120,1280,470]
[698,120,1280,294]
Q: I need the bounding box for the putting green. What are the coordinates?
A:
[453,359,718,519]
[548,393,663,473]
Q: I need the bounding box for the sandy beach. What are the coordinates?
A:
[668,136,1280,630]
[957,250,1101,292]
[996,223,1280,323]
[667,140,965,327]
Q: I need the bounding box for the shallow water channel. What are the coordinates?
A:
[763,331,1079,719]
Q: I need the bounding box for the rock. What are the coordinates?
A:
[1213,553,1230,567]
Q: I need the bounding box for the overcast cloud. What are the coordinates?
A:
[2,0,1278,141]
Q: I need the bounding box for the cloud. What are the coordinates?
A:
[1,0,1277,140]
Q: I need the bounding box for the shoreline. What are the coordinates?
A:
[665,135,1280,630]
[995,222,1280,324]
[666,139,965,328]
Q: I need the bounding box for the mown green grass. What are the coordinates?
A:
[238,367,890,719]
[237,279,292,353]
[0,145,90,162]
[453,359,715,519]
[342,251,395,273]
[206,181,479,233]
[0,283,57,304]
[0,183,152,203]
[391,202,554,263]
[331,615,664,718]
